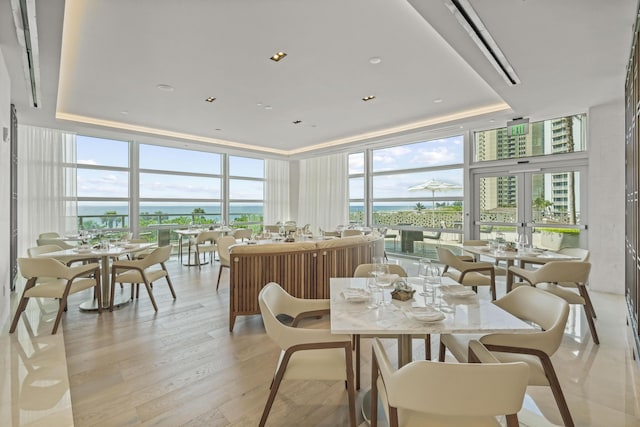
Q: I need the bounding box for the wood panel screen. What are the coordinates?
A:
[625,11,640,365]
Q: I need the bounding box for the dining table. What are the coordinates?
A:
[36,242,156,311]
[461,245,580,292]
[330,276,534,422]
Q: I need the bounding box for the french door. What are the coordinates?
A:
[471,164,588,250]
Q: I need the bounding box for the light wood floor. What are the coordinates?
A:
[59,256,640,427]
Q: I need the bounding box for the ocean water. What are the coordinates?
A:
[78,204,419,217]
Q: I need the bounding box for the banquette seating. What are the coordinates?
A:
[227,234,384,331]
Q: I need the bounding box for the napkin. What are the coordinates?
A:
[406,307,445,322]
[341,288,371,302]
[440,285,476,297]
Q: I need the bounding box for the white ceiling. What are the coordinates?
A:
[0,0,636,158]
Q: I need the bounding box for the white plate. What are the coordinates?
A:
[405,307,445,322]
[74,248,93,254]
[341,288,371,303]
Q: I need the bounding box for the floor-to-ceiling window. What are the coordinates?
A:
[75,136,265,241]
[228,155,265,232]
[76,135,130,233]
[349,135,465,257]
[471,114,588,249]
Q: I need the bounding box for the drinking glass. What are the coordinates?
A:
[517,234,529,251]
[417,258,432,296]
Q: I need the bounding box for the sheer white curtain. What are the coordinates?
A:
[264,159,290,225]
[298,153,349,233]
[18,125,77,256]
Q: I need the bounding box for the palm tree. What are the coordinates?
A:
[415,202,426,212]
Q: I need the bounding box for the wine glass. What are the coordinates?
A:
[517,234,529,251]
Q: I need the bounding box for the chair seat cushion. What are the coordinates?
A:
[25,278,97,298]
[444,271,492,286]
[278,348,348,381]
[441,333,549,385]
[116,268,167,284]
[536,283,585,305]
[377,378,502,427]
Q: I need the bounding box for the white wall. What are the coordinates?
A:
[0,47,11,329]
[588,100,626,294]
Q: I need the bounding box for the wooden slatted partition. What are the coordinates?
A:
[228,236,383,331]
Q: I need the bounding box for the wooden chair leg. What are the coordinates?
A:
[216,266,227,290]
[143,280,158,311]
[9,297,30,333]
[438,341,446,361]
[371,349,379,427]
[583,306,600,344]
[425,334,431,360]
[344,344,356,427]
[259,352,292,427]
[165,275,177,299]
[579,285,597,318]
[95,275,102,314]
[540,353,575,427]
[505,414,520,427]
[110,271,117,312]
[354,334,360,390]
[52,299,67,334]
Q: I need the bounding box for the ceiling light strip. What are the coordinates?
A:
[55,112,291,156]
[288,102,511,155]
[445,0,520,86]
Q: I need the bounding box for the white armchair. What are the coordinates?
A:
[257,282,356,427]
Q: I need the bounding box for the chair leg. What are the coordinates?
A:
[344,344,357,427]
[354,334,360,391]
[143,280,158,311]
[579,285,597,319]
[259,352,291,427]
[95,274,102,314]
[216,266,227,290]
[583,305,600,344]
[371,349,380,427]
[425,334,431,360]
[110,271,117,312]
[540,353,575,427]
[9,297,30,333]
[505,414,520,427]
[52,298,67,334]
[438,341,446,362]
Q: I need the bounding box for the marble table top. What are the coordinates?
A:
[330,277,534,336]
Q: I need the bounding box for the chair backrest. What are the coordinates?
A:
[217,235,237,266]
[353,263,407,278]
[558,247,590,262]
[36,238,74,249]
[488,286,570,355]
[27,244,64,257]
[18,257,69,280]
[264,225,280,233]
[341,229,363,237]
[533,261,591,285]
[233,228,253,241]
[436,247,465,270]
[140,245,172,268]
[258,282,300,350]
[196,230,222,244]
[372,338,529,418]
[38,232,61,239]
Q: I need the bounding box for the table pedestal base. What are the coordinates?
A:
[360,389,388,426]
[79,292,132,311]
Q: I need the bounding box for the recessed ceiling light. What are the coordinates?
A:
[433,98,443,103]
[362,95,376,102]
[293,120,302,124]
[489,119,496,123]
[120,111,128,115]
[369,57,382,64]
[264,105,273,110]
[205,96,216,102]
[156,84,174,92]
[270,51,287,62]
